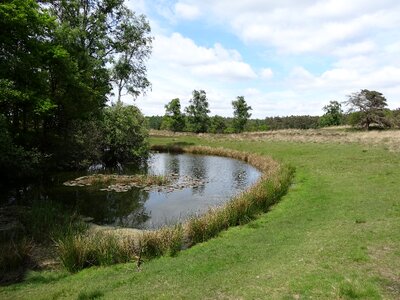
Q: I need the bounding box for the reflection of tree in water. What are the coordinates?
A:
[232,164,249,190]
[188,155,207,195]
[73,187,150,228]
[164,154,180,175]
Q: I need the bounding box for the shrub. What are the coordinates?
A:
[102,103,149,167]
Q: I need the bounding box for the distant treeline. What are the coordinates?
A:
[147,109,400,133]
[146,115,319,132]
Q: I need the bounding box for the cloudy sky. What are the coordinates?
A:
[124,0,400,118]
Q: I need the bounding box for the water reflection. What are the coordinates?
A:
[1,153,261,229]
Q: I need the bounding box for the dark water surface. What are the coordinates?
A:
[1,153,261,229]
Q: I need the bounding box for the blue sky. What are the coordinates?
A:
[125,0,400,118]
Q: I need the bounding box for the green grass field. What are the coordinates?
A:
[1,134,399,299]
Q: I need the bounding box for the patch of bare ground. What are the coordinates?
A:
[368,244,400,298]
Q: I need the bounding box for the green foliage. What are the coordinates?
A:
[111,10,152,101]
[0,115,41,180]
[345,89,391,130]
[232,96,252,133]
[146,116,163,130]
[0,0,152,177]
[102,103,149,166]
[185,90,210,133]
[162,98,185,132]
[21,200,87,243]
[209,115,227,133]
[319,100,343,127]
[265,115,320,130]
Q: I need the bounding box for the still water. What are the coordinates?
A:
[3,153,261,229]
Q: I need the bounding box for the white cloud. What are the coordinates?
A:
[188,0,400,55]
[152,33,256,80]
[260,68,273,79]
[174,2,201,20]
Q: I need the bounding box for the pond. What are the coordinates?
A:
[1,153,261,229]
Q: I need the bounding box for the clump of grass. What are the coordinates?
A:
[56,232,137,273]
[0,239,34,284]
[140,225,183,258]
[56,225,184,272]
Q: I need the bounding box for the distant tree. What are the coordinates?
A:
[162,98,185,132]
[210,115,227,133]
[146,116,163,130]
[232,96,252,133]
[345,89,391,130]
[265,115,320,130]
[319,100,343,127]
[392,108,400,128]
[185,90,210,133]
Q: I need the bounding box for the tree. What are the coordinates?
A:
[111,10,152,102]
[319,100,343,127]
[232,96,252,133]
[162,98,185,132]
[102,103,149,167]
[345,89,391,130]
[185,90,210,133]
[0,0,153,175]
[210,115,227,133]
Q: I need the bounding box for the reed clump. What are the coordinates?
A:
[56,232,137,273]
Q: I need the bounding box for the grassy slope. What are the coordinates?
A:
[1,136,399,299]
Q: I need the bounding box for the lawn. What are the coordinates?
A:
[1,134,399,299]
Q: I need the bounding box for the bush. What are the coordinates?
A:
[102,103,149,166]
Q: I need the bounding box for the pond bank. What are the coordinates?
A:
[56,145,293,272]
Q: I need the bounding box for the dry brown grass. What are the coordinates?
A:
[64,174,169,188]
[151,128,400,152]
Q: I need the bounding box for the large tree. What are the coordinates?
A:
[345,89,390,130]
[162,98,185,132]
[111,10,152,102]
[0,0,153,175]
[232,96,252,133]
[185,90,210,133]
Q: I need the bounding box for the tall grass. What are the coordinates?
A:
[56,145,294,272]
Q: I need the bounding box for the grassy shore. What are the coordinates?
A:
[1,131,400,299]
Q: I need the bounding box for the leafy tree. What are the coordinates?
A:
[0,0,153,175]
[319,100,343,127]
[210,115,227,134]
[232,96,252,133]
[345,89,391,130]
[162,98,185,132]
[185,90,210,133]
[102,103,149,167]
[0,0,55,142]
[111,10,152,102]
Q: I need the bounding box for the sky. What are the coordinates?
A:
[124,0,400,118]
